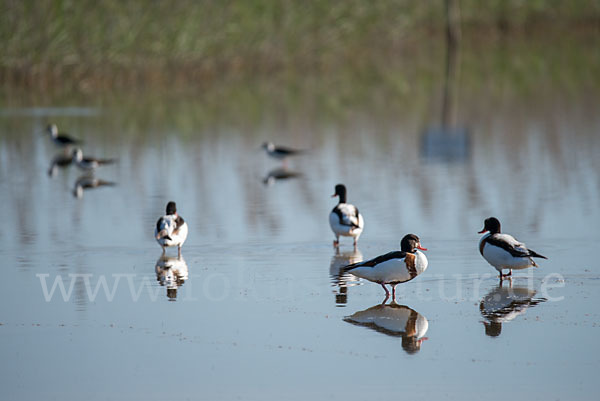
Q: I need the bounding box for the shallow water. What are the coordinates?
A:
[1,77,600,400]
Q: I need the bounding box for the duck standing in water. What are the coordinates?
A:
[343,234,428,300]
[329,184,364,248]
[261,142,305,161]
[478,217,547,279]
[155,201,189,256]
[45,124,81,149]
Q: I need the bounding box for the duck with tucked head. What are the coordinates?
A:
[343,234,428,300]
[155,201,189,256]
[478,217,547,279]
[329,184,364,248]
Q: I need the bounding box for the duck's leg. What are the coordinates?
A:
[381,283,390,298]
[391,284,398,300]
[161,246,166,255]
[498,268,504,281]
[333,236,339,248]
[178,245,182,257]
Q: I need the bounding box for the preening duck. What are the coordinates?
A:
[155,201,189,256]
[329,184,364,248]
[478,217,547,279]
[343,234,428,300]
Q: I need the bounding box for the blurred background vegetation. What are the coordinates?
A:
[1,0,599,138]
[1,0,598,92]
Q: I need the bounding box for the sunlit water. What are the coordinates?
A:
[1,83,599,400]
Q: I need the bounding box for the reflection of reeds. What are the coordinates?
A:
[1,0,598,89]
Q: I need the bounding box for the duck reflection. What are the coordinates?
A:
[329,247,363,306]
[262,167,302,186]
[344,302,429,354]
[155,254,189,301]
[73,174,116,198]
[47,153,73,177]
[479,283,546,337]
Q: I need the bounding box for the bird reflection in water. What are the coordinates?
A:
[47,153,73,177]
[329,247,363,307]
[344,302,429,354]
[262,167,302,186]
[155,254,189,301]
[479,282,546,337]
[73,174,116,198]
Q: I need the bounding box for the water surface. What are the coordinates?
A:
[1,57,599,400]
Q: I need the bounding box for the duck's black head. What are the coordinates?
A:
[401,335,424,354]
[332,184,347,203]
[166,201,177,215]
[400,234,427,252]
[479,217,501,234]
[483,321,502,337]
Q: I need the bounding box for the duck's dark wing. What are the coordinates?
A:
[343,251,406,272]
[82,156,98,164]
[331,205,360,228]
[275,145,304,156]
[156,217,165,232]
[486,234,547,259]
[57,135,81,145]
[173,216,185,234]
